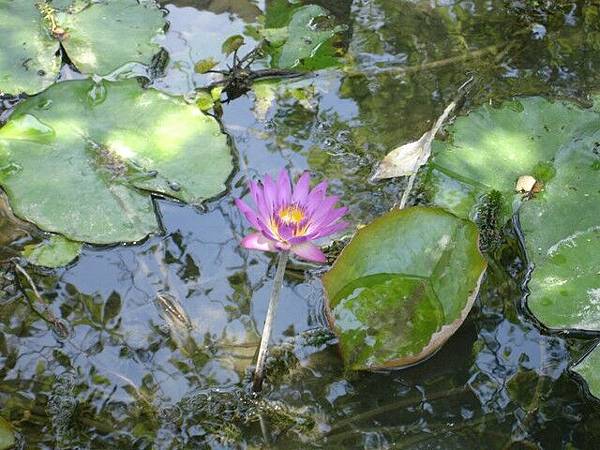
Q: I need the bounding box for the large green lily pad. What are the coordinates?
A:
[520,136,599,331]
[428,96,600,397]
[322,207,487,370]
[0,1,62,95]
[429,97,600,332]
[429,97,597,220]
[59,0,165,76]
[0,78,233,244]
[0,0,165,95]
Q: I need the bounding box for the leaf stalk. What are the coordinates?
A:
[252,250,289,392]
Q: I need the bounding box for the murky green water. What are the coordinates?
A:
[1,1,600,448]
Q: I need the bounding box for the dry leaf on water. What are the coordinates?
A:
[373,101,456,180]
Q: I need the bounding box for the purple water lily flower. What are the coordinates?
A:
[235,170,348,263]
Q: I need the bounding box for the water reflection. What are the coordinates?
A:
[155,0,260,95]
[2,0,600,449]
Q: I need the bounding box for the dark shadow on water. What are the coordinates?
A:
[1,1,600,449]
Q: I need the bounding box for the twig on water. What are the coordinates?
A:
[347,42,509,78]
[396,76,474,209]
[13,261,69,338]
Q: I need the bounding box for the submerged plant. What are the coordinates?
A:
[236,169,348,391]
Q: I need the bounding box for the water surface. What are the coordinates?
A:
[1,1,600,448]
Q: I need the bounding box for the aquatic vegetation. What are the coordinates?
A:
[236,170,348,263]
[428,96,600,397]
[236,169,347,391]
[323,207,487,370]
[1,0,600,448]
[0,0,165,95]
[0,79,233,245]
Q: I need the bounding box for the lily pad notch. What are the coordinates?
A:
[427,95,600,398]
[0,78,234,246]
[0,0,167,95]
[322,207,487,370]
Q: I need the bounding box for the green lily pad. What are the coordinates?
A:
[428,96,600,397]
[0,1,62,95]
[0,78,233,244]
[573,344,600,400]
[263,4,345,70]
[0,0,165,95]
[521,145,599,331]
[0,417,15,450]
[322,207,487,370]
[22,235,82,268]
[428,97,600,332]
[429,97,597,221]
[58,0,165,76]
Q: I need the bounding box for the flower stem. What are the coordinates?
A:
[252,250,289,392]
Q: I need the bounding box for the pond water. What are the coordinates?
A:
[1,0,600,448]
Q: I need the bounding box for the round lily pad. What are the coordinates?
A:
[322,207,487,370]
[0,1,61,95]
[428,96,600,398]
[0,0,166,95]
[429,97,597,221]
[0,79,233,244]
[520,138,600,331]
[59,0,166,76]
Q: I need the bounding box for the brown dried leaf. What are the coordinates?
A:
[373,101,456,180]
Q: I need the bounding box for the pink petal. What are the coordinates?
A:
[235,198,261,229]
[255,215,278,241]
[276,169,292,207]
[291,242,327,263]
[249,180,269,216]
[308,195,340,224]
[311,206,348,229]
[292,172,311,203]
[262,175,277,212]
[304,181,328,214]
[313,221,349,239]
[241,232,277,252]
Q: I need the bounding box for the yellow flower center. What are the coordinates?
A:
[278,205,305,225]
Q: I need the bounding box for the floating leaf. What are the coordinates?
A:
[22,235,82,268]
[428,96,600,397]
[322,207,486,370]
[573,343,600,400]
[373,101,456,180]
[0,1,61,95]
[252,82,278,121]
[263,5,345,70]
[0,79,233,244]
[520,142,599,331]
[0,417,15,450]
[194,57,219,74]
[0,0,165,95]
[429,97,597,220]
[221,35,245,56]
[58,0,166,76]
